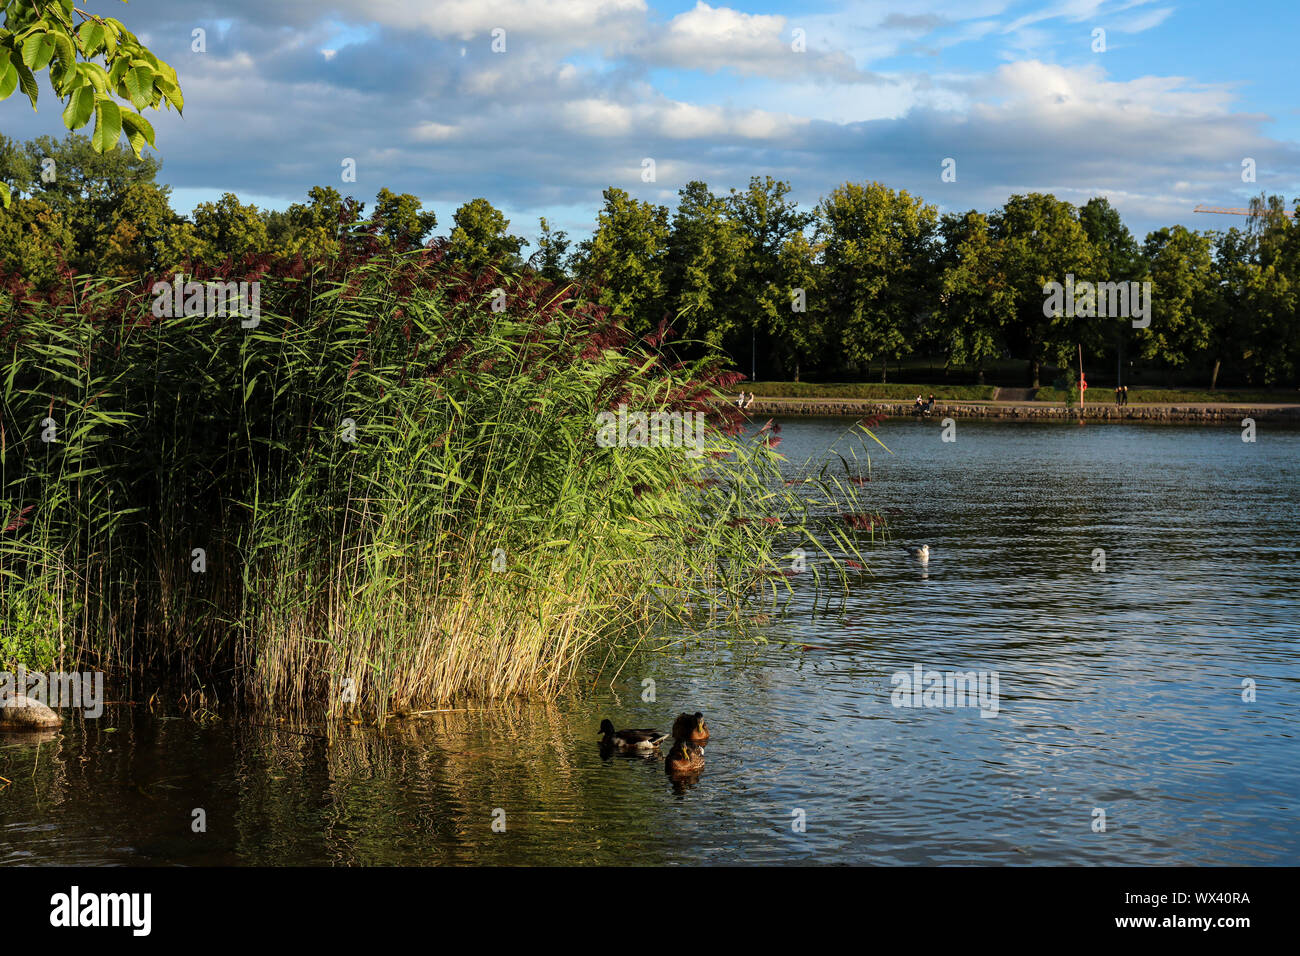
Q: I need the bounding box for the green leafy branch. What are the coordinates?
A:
[0,0,183,204]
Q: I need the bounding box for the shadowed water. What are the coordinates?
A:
[2,418,1297,865]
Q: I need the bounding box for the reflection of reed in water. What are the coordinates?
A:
[228,700,680,865]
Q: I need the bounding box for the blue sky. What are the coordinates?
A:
[5,0,1298,245]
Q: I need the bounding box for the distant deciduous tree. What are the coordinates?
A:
[818,181,937,382]
[665,180,746,347]
[371,187,436,251]
[991,193,1096,387]
[448,197,527,271]
[937,210,1013,385]
[576,187,669,331]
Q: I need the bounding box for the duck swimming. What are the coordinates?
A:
[599,719,669,750]
[905,544,930,561]
[665,739,706,775]
[671,711,710,743]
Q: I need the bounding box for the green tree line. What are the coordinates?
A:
[3,132,1297,388]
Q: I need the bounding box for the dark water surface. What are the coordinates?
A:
[3,418,1297,865]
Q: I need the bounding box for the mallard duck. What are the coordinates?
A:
[671,711,710,743]
[599,719,668,750]
[665,739,705,774]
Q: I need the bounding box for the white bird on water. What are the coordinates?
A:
[905,545,930,561]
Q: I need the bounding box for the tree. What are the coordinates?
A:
[1210,226,1255,389]
[529,216,571,282]
[937,210,1014,385]
[370,187,436,251]
[664,180,746,348]
[991,193,1097,387]
[818,181,937,382]
[166,192,269,264]
[0,193,73,283]
[762,230,826,381]
[1137,226,1217,370]
[1079,196,1143,383]
[265,185,365,261]
[726,176,813,376]
[1079,197,1141,282]
[575,187,669,330]
[0,0,184,205]
[8,131,164,271]
[99,178,175,275]
[448,197,527,271]
[1238,195,1300,385]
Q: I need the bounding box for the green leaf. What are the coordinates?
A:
[62,84,93,130]
[0,62,16,102]
[78,20,105,55]
[120,109,154,156]
[15,61,38,108]
[92,96,121,152]
[50,32,75,72]
[159,77,183,113]
[107,55,129,85]
[21,33,54,71]
[0,181,9,208]
[124,65,152,109]
[77,61,109,92]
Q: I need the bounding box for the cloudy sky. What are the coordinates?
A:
[7,0,1299,244]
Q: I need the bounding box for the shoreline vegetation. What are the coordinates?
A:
[736,396,1300,423]
[734,382,1300,422]
[0,243,877,720]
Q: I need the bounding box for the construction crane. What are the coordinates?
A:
[1193,203,1293,218]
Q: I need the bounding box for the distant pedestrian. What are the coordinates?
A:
[1115,386,1121,407]
[1122,385,1129,406]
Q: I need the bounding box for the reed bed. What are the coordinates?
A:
[0,245,874,719]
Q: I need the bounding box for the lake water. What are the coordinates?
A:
[2,418,1297,865]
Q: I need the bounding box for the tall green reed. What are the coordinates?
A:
[0,248,874,718]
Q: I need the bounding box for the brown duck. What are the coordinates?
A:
[665,739,706,775]
[671,711,710,743]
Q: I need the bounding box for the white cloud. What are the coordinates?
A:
[634,2,876,81]
[1115,5,1174,33]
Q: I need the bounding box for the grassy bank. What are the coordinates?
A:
[745,381,998,401]
[749,381,1295,405]
[0,249,870,718]
[1033,386,1297,404]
